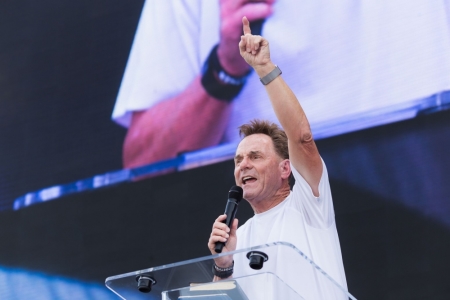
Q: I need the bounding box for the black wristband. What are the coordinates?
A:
[212,261,234,279]
[201,45,251,102]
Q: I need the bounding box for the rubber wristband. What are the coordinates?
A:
[260,65,282,85]
[201,45,251,102]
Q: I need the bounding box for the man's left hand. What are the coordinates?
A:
[239,16,272,72]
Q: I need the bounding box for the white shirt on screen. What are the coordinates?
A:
[113,0,450,141]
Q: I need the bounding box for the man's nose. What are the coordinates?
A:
[240,156,252,170]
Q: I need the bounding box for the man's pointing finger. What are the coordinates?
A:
[242,16,251,35]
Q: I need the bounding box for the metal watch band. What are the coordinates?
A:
[260,65,282,85]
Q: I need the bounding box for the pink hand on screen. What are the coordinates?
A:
[123,1,276,170]
[217,0,275,76]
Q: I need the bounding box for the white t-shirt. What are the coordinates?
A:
[233,160,348,299]
[113,0,450,140]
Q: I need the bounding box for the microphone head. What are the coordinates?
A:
[228,186,243,203]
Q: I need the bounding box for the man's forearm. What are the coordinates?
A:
[255,63,323,196]
[123,76,231,168]
[254,63,311,142]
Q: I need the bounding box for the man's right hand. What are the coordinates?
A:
[208,214,239,268]
[217,0,275,77]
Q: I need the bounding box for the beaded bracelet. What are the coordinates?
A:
[212,261,234,279]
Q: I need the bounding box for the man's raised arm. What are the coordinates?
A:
[239,17,322,196]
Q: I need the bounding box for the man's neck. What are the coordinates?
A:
[252,185,291,214]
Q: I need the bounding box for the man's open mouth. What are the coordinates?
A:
[242,176,257,185]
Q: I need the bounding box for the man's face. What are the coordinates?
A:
[234,134,285,202]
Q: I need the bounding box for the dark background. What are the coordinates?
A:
[0,0,143,210]
[1,110,449,299]
[0,1,449,299]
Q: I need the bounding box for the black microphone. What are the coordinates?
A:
[214,185,244,253]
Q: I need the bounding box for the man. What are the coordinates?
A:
[207,17,347,298]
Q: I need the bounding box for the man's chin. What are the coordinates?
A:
[242,188,257,201]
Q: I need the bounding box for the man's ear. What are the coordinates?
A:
[280,159,291,180]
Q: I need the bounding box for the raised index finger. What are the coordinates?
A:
[242,16,251,35]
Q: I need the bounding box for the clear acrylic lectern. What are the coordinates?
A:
[105,242,356,300]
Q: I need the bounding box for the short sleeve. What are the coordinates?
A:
[111,0,204,127]
[290,158,335,229]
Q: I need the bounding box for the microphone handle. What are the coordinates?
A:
[214,199,239,253]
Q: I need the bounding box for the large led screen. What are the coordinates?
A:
[112,0,450,169]
[1,1,450,299]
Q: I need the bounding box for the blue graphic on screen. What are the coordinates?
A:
[0,267,122,300]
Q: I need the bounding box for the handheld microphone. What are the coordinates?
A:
[214,185,243,253]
